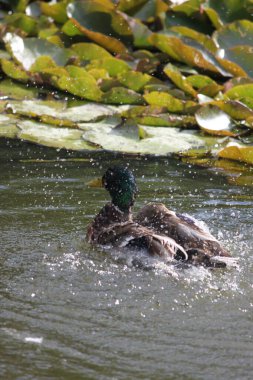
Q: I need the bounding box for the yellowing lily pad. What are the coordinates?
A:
[218,142,253,165]
[164,63,197,97]
[71,42,112,61]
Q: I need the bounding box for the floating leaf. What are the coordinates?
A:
[86,57,130,77]
[39,1,68,24]
[17,119,100,151]
[4,13,37,35]
[195,104,236,136]
[206,0,253,24]
[0,79,38,100]
[218,142,253,165]
[118,70,160,92]
[102,87,144,105]
[67,0,129,54]
[137,113,196,128]
[214,20,253,50]
[170,26,217,53]
[71,42,112,61]
[0,114,19,139]
[6,100,125,126]
[56,66,103,101]
[149,33,224,75]
[82,119,209,155]
[225,84,253,100]
[1,58,29,82]
[164,63,197,97]
[212,100,253,121]
[144,91,197,113]
[4,34,71,71]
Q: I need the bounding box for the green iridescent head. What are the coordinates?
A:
[102,166,138,212]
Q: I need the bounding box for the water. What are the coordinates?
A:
[1,144,253,380]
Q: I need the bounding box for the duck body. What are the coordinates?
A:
[87,202,188,261]
[135,203,232,267]
[87,166,236,268]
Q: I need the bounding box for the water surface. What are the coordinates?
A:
[1,148,253,380]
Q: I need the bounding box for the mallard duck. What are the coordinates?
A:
[87,166,236,268]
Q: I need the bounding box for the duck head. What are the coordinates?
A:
[102,166,138,212]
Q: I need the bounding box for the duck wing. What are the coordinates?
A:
[136,203,231,259]
[95,221,187,261]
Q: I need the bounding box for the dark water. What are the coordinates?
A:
[1,147,253,380]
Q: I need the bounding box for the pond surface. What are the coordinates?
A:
[0,145,253,380]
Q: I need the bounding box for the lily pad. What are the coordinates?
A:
[4,33,71,70]
[4,13,37,35]
[164,63,197,97]
[0,79,38,100]
[56,66,103,101]
[218,142,253,165]
[67,0,129,54]
[6,99,127,126]
[17,119,100,151]
[144,91,196,113]
[0,114,19,139]
[86,57,130,77]
[71,42,112,61]
[39,1,68,24]
[81,119,210,155]
[195,104,236,136]
[225,84,253,101]
[118,70,160,92]
[1,58,29,82]
[102,87,144,105]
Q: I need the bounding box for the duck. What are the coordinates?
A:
[87,166,236,268]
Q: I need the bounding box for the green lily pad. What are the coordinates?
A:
[144,91,196,113]
[225,84,253,100]
[86,57,130,77]
[1,58,29,82]
[102,87,144,105]
[4,13,37,35]
[118,70,160,92]
[136,113,196,128]
[214,20,253,50]
[67,0,129,54]
[149,33,224,75]
[195,104,236,136]
[0,79,38,100]
[17,119,100,151]
[218,142,253,165]
[164,63,197,97]
[56,66,103,101]
[0,114,19,139]
[4,34,71,70]
[71,42,112,61]
[206,0,253,24]
[212,100,253,121]
[39,1,68,24]
[170,26,217,53]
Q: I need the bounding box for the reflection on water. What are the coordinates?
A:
[0,148,253,380]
